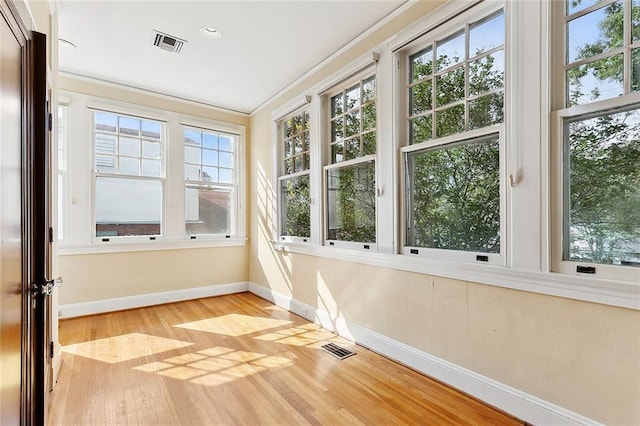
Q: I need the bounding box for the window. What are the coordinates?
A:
[554,0,640,278]
[401,8,505,260]
[92,110,164,240]
[325,74,377,246]
[278,108,311,241]
[183,127,238,237]
[57,103,67,241]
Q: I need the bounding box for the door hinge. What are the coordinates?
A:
[48,227,54,243]
[48,112,53,131]
[49,341,54,359]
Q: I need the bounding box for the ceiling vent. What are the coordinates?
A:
[151,30,186,53]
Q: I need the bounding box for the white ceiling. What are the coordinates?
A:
[58,1,406,114]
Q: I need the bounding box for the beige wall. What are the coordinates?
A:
[57,247,247,305]
[57,77,250,305]
[248,2,640,424]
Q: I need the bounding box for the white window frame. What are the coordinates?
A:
[90,108,167,243]
[397,2,507,266]
[182,124,241,239]
[56,99,69,242]
[321,68,379,251]
[551,0,640,283]
[58,91,247,254]
[276,103,312,244]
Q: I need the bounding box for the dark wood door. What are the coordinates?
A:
[0,6,26,424]
[0,2,49,424]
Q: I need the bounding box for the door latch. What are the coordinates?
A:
[32,277,63,296]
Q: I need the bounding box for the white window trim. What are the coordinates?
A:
[90,108,168,243]
[56,100,69,243]
[321,67,380,250]
[399,125,507,266]
[271,95,312,244]
[59,90,247,253]
[182,124,242,239]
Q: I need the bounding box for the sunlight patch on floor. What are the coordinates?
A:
[134,346,294,387]
[255,325,339,347]
[62,333,194,364]
[175,313,293,336]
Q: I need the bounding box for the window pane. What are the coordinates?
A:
[565,107,640,266]
[326,161,376,242]
[119,116,140,137]
[331,94,344,116]
[567,2,623,64]
[96,155,116,174]
[294,156,303,172]
[363,104,376,132]
[203,149,218,166]
[633,48,640,93]
[185,185,234,235]
[95,133,116,154]
[185,145,201,164]
[141,159,161,177]
[331,142,344,163]
[406,135,500,252]
[345,111,360,137]
[119,137,140,157]
[203,166,218,181]
[469,50,504,96]
[410,80,432,116]
[469,11,504,57]
[436,30,464,71]
[410,115,432,145]
[567,54,624,106]
[331,118,343,142]
[436,104,465,138]
[293,135,303,154]
[119,157,139,175]
[436,66,465,107]
[142,141,160,159]
[185,164,201,180]
[141,120,161,139]
[634,0,640,42]
[284,139,293,158]
[411,47,433,82]
[363,132,376,156]
[284,159,294,174]
[219,135,234,152]
[567,0,602,14]
[345,138,360,161]
[57,173,64,240]
[219,168,233,184]
[219,152,233,168]
[95,177,162,237]
[203,132,218,149]
[346,84,360,110]
[469,92,504,130]
[184,129,201,146]
[280,174,310,238]
[94,112,117,133]
[362,77,376,103]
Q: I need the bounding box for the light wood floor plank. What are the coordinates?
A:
[47,292,522,425]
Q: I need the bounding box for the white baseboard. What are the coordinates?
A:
[247,282,600,426]
[58,282,249,318]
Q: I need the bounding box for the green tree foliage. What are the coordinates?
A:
[282,175,310,238]
[328,162,376,242]
[566,1,640,265]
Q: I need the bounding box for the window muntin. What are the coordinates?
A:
[326,160,376,243]
[279,109,311,240]
[329,76,376,163]
[183,126,238,237]
[92,110,165,239]
[563,105,640,267]
[405,133,500,253]
[325,73,377,246]
[564,0,640,106]
[408,10,505,144]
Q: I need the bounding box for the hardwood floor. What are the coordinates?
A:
[48,292,522,425]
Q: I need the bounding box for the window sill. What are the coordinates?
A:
[272,241,640,311]
[57,238,247,255]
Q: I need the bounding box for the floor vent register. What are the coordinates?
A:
[321,343,356,360]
